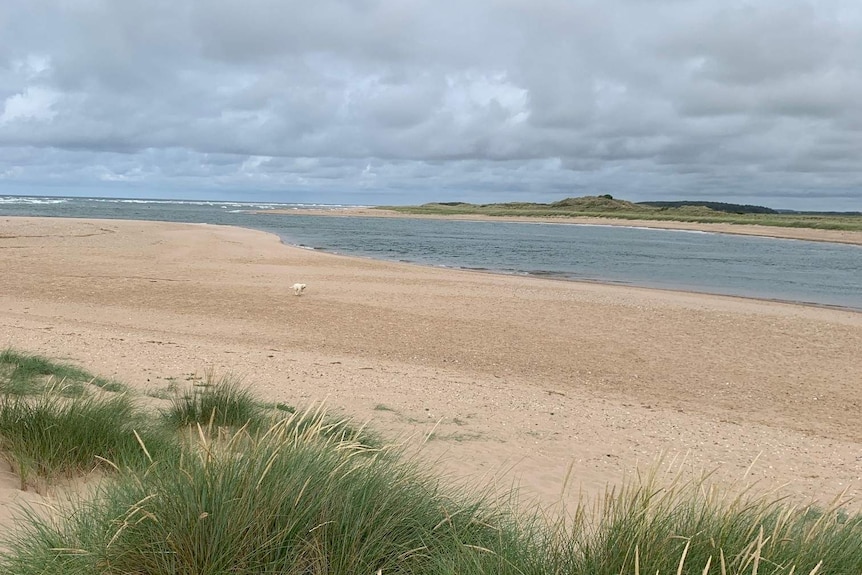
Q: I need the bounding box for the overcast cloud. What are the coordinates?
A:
[1,0,861,209]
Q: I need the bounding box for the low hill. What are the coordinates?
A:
[549,196,643,211]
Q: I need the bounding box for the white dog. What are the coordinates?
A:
[292,283,307,296]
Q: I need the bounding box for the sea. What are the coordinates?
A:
[1,195,860,311]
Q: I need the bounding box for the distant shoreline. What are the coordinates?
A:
[259,207,862,246]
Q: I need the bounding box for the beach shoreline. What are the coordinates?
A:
[1,216,861,529]
[259,206,862,246]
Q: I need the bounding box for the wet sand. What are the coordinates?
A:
[1,216,861,529]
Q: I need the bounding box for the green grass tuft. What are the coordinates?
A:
[87,378,128,393]
[0,392,176,491]
[0,348,120,396]
[262,400,298,414]
[561,471,862,575]
[161,374,264,431]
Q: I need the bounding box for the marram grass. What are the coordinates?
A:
[562,468,862,575]
[0,350,860,574]
[0,391,178,491]
[0,348,126,397]
[3,417,861,574]
[162,373,264,431]
[1,412,549,575]
[162,374,384,448]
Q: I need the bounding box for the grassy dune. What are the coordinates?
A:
[1,349,860,574]
[380,197,862,232]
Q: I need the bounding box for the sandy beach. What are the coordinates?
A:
[1,216,861,531]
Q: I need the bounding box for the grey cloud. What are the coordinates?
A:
[0,0,861,210]
[659,3,840,85]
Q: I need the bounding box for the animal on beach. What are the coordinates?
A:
[292,283,307,296]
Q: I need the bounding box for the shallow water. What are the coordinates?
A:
[1,195,860,310]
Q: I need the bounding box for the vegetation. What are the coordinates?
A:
[570,473,862,575]
[160,372,383,451]
[162,373,264,430]
[1,348,861,574]
[0,348,125,396]
[0,350,174,491]
[0,392,177,491]
[638,200,779,214]
[379,196,862,232]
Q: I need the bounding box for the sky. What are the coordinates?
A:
[1,1,861,210]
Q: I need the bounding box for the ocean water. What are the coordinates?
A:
[1,195,860,310]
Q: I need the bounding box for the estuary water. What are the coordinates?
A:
[1,195,860,311]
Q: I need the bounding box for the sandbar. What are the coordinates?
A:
[263,206,862,246]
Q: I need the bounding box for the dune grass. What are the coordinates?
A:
[564,470,862,575]
[0,412,547,575]
[0,390,180,492]
[162,373,264,430]
[0,348,125,396]
[161,374,382,448]
[0,350,166,490]
[1,349,861,574]
[4,416,861,574]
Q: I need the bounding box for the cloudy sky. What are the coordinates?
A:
[1,0,861,210]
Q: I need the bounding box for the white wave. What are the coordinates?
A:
[0,196,69,204]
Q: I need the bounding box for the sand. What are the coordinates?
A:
[1,216,861,532]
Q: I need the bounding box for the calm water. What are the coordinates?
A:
[2,195,860,310]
